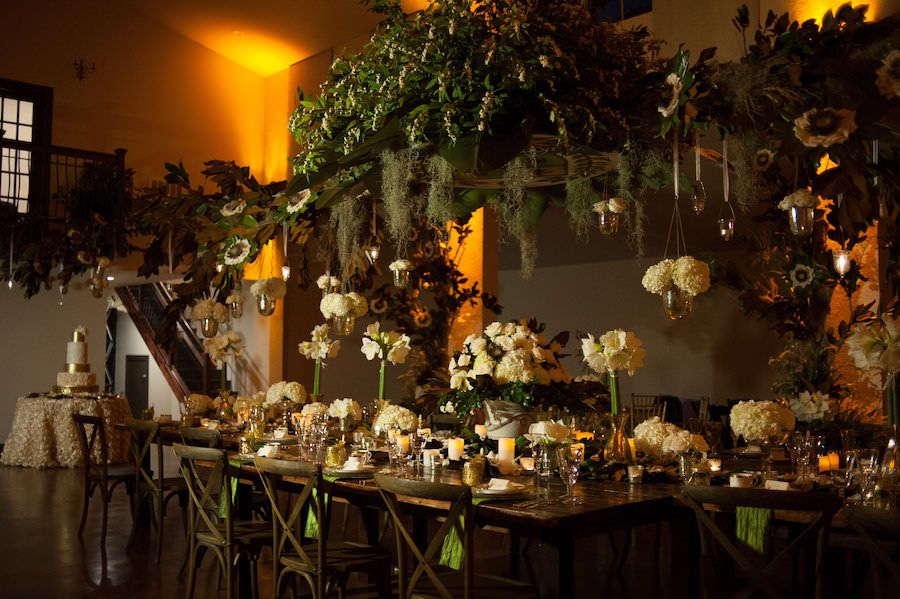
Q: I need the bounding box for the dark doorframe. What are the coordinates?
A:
[125,355,149,419]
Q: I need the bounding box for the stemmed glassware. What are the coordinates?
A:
[555,444,584,505]
[831,450,857,499]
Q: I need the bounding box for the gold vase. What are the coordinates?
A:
[200,318,219,338]
[256,293,276,316]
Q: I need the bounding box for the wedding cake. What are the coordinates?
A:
[54,327,99,393]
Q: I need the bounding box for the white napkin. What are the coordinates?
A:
[488,478,510,490]
[342,457,361,470]
[273,427,288,439]
[257,445,275,457]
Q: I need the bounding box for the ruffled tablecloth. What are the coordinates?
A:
[1,393,131,468]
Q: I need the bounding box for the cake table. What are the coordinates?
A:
[0,393,131,468]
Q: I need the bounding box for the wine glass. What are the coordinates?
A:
[555,444,584,505]
[831,450,857,499]
[703,421,723,454]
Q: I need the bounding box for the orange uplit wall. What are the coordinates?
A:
[766,0,899,21]
[448,207,499,352]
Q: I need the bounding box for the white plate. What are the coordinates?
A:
[473,481,528,497]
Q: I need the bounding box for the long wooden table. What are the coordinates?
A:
[136,425,691,598]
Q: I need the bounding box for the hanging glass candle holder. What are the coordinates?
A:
[256,292,276,316]
[597,211,620,235]
[333,314,355,336]
[364,243,381,265]
[717,217,735,241]
[393,268,410,288]
[691,180,707,215]
[832,249,851,277]
[200,318,219,337]
[788,206,815,237]
[228,298,243,319]
[281,264,291,281]
[663,286,693,320]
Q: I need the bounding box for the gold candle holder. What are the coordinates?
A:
[325,444,348,468]
[462,457,485,487]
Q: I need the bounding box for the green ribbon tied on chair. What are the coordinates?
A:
[439,498,488,570]
[303,476,338,539]
[736,506,771,553]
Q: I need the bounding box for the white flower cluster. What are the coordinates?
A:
[361,323,412,365]
[729,400,796,443]
[373,403,418,432]
[265,381,307,406]
[788,391,831,423]
[298,323,341,362]
[319,292,368,319]
[658,73,683,117]
[203,331,243,365]
[448,321,571,391]
[389,259,413,272]
[527,420,571,443]
[592,197,626,214]
[847,315,900,373]
[316,274,341,291]
[581,329,646,376]
[642,256,711,297]
[778,188,819,211]
[301,401,329,417]
[634,417,708,460]
[328,398,362,420]
[193,298,229,323]
[250,277,287,300]
[225,294,243,306]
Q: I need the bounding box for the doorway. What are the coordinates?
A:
[125,355,149,419]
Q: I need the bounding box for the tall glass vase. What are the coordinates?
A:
[605,410,632,463]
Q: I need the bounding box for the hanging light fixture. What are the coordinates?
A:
[717,137,735,241]
[691,132,707,215]
[281,223,291,281]
[364,199,380,265]
[832,249,851,276]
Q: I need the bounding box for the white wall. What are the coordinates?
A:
[498,258,781,410]
[0,284,107,442]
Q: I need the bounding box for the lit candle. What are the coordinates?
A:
[448,438,464,461]
[818,453,839,473]
[498,437,516,466]
[474,424,487,439]
[708,458,722,473]
[397,435,410,455]
[833,249,851,276]
[388,429,399,444]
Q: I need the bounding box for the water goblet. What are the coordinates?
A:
[555,444,584,505]
[703,421,723,454]
[831,450,857,499]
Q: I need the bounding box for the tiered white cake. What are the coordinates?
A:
[54,328,98,393]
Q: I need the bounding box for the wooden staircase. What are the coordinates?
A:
[116,283,219,399]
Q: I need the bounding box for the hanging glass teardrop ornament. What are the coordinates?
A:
[691,135,706,215]
[364,242,381,265]
[718,137,735,241]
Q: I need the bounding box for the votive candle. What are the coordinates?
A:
[819,453,839,473]
[474,424,487,439]
[448,438,464,461]
[708,458,722,473]
[498,437,516,466]
[397,435,410,455]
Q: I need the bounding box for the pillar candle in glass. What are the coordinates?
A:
[498,437,516,466]
[397,435,410,455]
[448,438,464,461]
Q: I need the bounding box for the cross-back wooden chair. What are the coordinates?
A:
[180,426,223,448]
[72,413,136,545]
[630,394,666,434]
[846,505,900,599]
[254,456,391,599]
[680,486,842,599]
[124,418,187,562]
[374,473,538,599]
[173,443,270,599]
